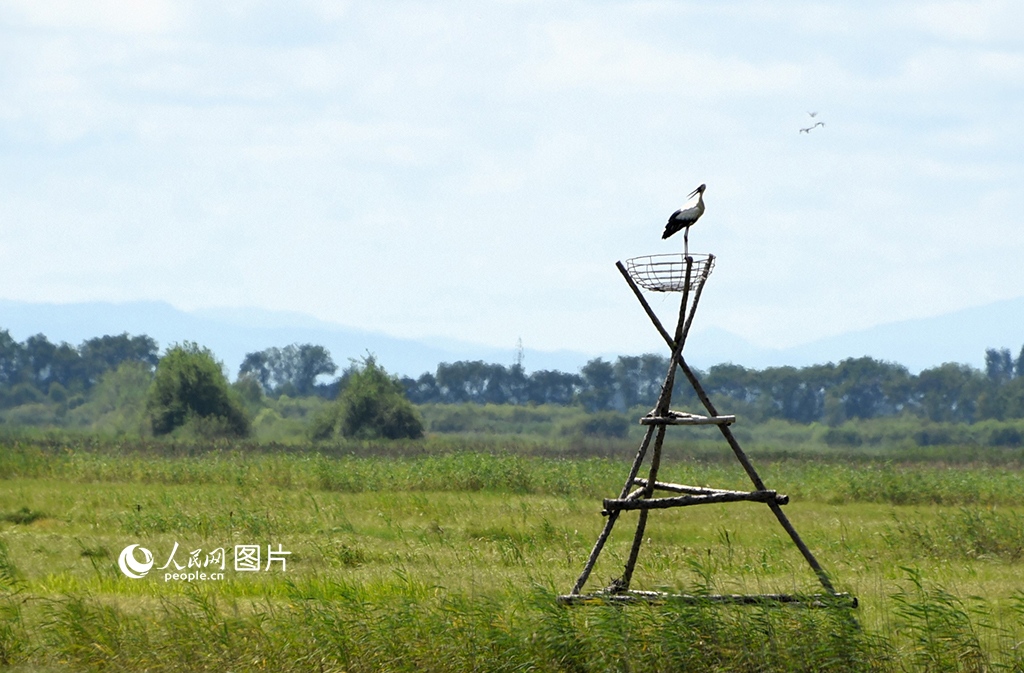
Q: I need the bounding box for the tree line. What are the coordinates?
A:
[0,329,158,408]
[400,346,1024,425]
[0,329,421,441]
[3,326,1024,429]
[0,330,342,410]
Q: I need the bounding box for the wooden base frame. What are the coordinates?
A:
[558,591,857,608]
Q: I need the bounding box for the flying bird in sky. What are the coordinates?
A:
[800,111,824,134]
[662,183,706,256]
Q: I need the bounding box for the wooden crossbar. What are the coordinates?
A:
[640,411,735,426]
[632,478,790,504]
[603,489,782,513]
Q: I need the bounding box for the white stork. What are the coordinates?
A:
[662,183,706,256]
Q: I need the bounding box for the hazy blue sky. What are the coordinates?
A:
[1,0,1021,359]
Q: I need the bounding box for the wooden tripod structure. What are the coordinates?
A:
[559,254,854,607]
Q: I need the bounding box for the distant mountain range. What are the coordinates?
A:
[728,297,1024,373]
[0,300,586,379]
[1,297,1022,379]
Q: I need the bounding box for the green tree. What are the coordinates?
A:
[311,356,422,440]
[1003,378,1024,418]
[21,334,83,394]
[614,354,669,410]
[402,372,441,404]
[762,364,832,423]
[78,333,159,385]
[985,347,1014,385]
[525,369,581,406]
[578,358,617,411]
[916,362,985,423]
[435,360,500,403]
[0,329,22,388]
[238,344,337,397]
[830,357,912,421]
[146,342,250,437]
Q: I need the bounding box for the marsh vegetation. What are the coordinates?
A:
[1,435,1023,671]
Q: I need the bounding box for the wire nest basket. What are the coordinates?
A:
[624,254,715,292]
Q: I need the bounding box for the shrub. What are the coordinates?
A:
[2,403,57,427]
[307,403,343,441]
[311,356,423,441]
[559,411,631,438]
[988,426,1023,447]
[68,361,152,434]
[911,424,974,447]
[232,373,264,416]
[9,384,43,408]
[47,383,68,404]
[416,403,564,435]
[823,426,863,447]
[145,342,250,438]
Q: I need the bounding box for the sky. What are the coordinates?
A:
[1,0,1022,362]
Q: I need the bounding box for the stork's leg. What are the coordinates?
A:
[684,228,689,257]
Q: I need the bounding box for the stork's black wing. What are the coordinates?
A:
[662,210,692,239]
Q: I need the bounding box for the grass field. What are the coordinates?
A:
[1,435,1024,671]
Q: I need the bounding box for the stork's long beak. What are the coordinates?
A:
[688,184,705,198]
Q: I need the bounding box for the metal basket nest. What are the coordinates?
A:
[624,254,715,293]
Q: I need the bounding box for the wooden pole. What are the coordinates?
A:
[618,257,695,590]
[615,261,673,345]
[570,422,659,594]
[675,357,837,594]
[616,429,661,589]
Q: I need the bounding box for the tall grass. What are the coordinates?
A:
[23,576,886,672]
[17,570,1024,671]
[883,508,1024,561]
[4,438,1024,506]
[3,436,1024,670]
[0,539,27,666]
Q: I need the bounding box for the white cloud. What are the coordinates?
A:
[894,47,1024,95]
[911,0,1024,42]
[0,0,1022,359]
[2,0,183,34]
[512,17,804,98]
